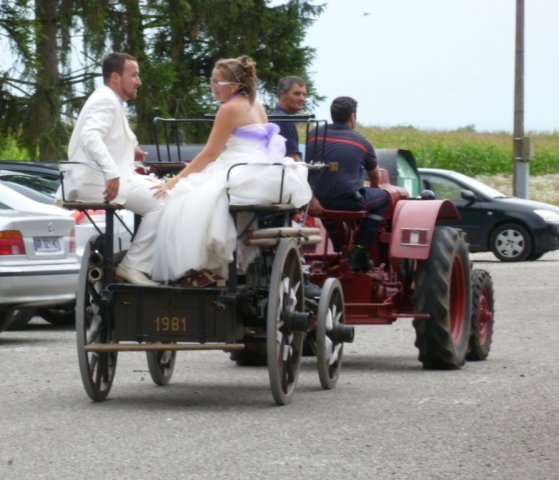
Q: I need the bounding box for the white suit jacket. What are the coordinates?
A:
[59,85,137,205]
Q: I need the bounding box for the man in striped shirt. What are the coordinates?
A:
[308,96,389,272]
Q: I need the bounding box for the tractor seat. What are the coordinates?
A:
[318,209,367,253]
[319,209,367,221]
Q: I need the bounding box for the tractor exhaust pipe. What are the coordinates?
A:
[89,251,104,267]
[87,267,103,283]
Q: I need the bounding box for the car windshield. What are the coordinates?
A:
[422,170,508,200]
[0,179,55,205]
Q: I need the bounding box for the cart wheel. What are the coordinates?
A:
[76,236,117,401]
[316,278,345,389]
[146,349,176,385]
[267,239,306,405]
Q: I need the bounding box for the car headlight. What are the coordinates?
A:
[534,209,559,223]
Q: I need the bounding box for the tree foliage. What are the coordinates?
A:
[0,0,323,161]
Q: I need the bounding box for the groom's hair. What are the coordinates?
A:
[102,52,137,84]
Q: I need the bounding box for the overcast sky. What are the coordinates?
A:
[302,0,559,133]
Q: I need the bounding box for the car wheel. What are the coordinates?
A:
[37,306,75,326]
[490,223,532,262]
[5,309,36,330]
[0,310,11,332]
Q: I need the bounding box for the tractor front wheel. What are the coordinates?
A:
[467,269,495,361]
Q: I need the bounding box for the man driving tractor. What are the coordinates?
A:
[307,96,389,271]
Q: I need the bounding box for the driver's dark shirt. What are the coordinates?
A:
[307,122,377,203]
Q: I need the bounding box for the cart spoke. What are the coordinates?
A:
[325,309,333,331]
[329,344,342,366]
[86,310,102,344]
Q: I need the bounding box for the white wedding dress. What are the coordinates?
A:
[151,123,312,282]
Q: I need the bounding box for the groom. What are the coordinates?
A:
[58,52,164,285]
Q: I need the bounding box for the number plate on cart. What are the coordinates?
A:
[34,237,62,253]
[152,315,189,334]
[110,285,242,343]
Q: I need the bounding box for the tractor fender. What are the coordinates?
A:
[389,199,461,260]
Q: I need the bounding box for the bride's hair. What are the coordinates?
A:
[215,55,257,103]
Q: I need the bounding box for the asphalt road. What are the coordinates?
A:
[1,251,558,480]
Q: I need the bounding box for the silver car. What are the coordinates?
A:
[0,171,133,328]
[0,200,80,332]
[0,171,133,259]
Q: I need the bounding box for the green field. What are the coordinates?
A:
[358,125,559,176]
[354,125,559,205]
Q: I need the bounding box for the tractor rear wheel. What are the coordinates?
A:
[412,226,471,369]
[467,269,495,361]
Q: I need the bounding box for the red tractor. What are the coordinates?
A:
[301,167,495,388]
[142,117,495,386]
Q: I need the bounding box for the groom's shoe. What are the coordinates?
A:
[115,264,160,286]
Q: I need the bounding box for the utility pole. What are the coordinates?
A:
[513,0,531,198]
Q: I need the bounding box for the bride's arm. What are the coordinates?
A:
[152,103,239,197]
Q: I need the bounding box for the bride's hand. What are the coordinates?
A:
[151,177,178,199]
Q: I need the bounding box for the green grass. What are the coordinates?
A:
[358,125,559,175]
[355,125,559,205]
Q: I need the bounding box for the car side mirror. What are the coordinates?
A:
[461,189,477,203]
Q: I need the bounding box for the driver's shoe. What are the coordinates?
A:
[348,245,373,272]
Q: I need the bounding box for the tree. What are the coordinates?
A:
[131,0,324,142]
[29,0,61,160]
[0,0,323,160]
[0,0,96,160]
[0,0,36,157]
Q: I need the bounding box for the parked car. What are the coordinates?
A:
[419,168,559,261]
[0,160,60,181]
[0,170,133,258]
[0,170,134,327]
[0,197,80,332]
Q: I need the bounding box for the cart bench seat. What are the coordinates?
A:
[244,226,321,247]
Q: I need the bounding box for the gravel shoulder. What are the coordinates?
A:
[476,173,559,206]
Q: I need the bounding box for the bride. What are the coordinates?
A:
[150,55,312,282]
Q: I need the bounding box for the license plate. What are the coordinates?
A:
[34,237,62,253]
